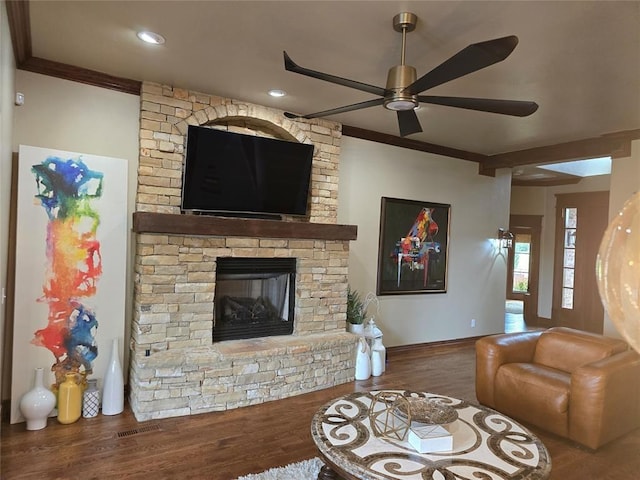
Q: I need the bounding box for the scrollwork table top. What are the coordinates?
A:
[310,390,551,480]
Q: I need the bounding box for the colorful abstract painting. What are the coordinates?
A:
[376,197,450,295]
[11,146,128,424]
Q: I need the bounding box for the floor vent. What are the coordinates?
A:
[117,424,161,438]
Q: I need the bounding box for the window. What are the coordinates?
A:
[561,207,577,309]
[512,233,531,293]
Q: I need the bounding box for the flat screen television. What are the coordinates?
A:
[181,126,314,217]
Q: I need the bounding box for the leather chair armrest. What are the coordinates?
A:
[570,349,640,449]
[475,330,543,408]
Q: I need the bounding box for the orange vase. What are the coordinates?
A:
[57,373,82,424]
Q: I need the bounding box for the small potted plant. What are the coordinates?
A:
[347,287,366,334]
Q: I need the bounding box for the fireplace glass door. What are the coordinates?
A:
[214,258,296,342]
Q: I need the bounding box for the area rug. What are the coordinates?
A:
[236,457,323,480]
[505,300,524,314]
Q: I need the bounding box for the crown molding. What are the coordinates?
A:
[6,0,140,95]
[19,56,141,95]
[6,0,31,65]
[341,125,487,163]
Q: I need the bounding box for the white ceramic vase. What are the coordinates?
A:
[102,338,124,415]
[19,367,56,430]
[372,337,386,373]
[371,350,384,377]
[355,337,371,380]
[83,378,100,418]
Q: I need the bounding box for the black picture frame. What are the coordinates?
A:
[376,197,450,295]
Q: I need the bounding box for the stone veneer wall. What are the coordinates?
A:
[136,82,340,222]
[130,82,357,421]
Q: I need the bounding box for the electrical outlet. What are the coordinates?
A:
[471,318,476,328]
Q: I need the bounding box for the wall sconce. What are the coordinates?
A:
[498,228,514,249]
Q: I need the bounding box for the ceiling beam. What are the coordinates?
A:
[512,177,582,187]
[342,125,488,163]
[480,129,640,176]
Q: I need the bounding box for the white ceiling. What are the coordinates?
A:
[27,1,640,156]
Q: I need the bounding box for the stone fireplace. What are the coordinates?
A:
[129,82,358,421]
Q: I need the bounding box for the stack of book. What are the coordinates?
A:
[407,424,453,453]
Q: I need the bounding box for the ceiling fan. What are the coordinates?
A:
[283,12,538,137]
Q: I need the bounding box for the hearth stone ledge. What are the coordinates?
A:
[129,332,358,421]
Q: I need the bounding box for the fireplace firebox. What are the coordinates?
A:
[213,257,296,342]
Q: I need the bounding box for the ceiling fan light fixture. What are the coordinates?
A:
[385,98,418,111]
[384,64,419,111]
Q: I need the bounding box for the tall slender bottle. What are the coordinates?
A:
[102,338,124,415]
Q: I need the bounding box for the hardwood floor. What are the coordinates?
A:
[2,340,639,479]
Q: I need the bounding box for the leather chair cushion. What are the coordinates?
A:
[532,327,628,373]
[495,363,570,437]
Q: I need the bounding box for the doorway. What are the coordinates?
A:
[506,215,542,328]
[552,191,609,333]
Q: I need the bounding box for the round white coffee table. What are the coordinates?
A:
[311,390,551,480]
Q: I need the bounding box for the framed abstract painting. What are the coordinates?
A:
[376,197,450,295]
[11,145,128,424]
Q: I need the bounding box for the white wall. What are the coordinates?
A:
[9,71,139,382]
[6,71,512,385]
[0,0,16,409]
[338,137,511,347]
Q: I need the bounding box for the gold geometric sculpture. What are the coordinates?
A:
[369,391,411,441]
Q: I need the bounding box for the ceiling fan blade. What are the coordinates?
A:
[405,36,519,95]
[418,95,539,116]
[284,51,386,97]
[284,98,385,120]
[397,109,423,137]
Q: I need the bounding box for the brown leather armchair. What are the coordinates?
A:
[476,327,640,449]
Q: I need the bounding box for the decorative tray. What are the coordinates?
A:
[395,398,458,425]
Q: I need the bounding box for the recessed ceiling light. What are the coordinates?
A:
[268,89,287,97]
[137,31,165,45]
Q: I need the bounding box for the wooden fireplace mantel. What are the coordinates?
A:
[133,212,358,241]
